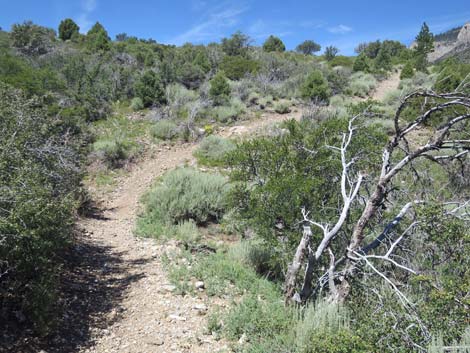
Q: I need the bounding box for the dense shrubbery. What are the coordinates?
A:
[0,83,83,333]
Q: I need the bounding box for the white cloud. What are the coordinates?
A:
[328,24,353,34]
[300,20,326,29]
[76,0,98,33]
[83,0,97,12]
[168,5,248,45]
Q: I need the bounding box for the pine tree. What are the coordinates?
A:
[58,18,79,41]
[414,22,434,72]
[263,35,286,52]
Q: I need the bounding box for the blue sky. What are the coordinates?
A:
[1,0,470,54]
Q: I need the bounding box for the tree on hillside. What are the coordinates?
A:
[58,18,79,41]
[209,71,230,105]
[400,61,415,79]
[324,46,339,61]
[135,70,165,107]
[353,53,370,72]
[296,40,321,55]
[221,31,251,56]
[375,47,392,70]
[354,42,368,54]
[86,22,111,52]
[414,22,434,72]
[263,35,286,52]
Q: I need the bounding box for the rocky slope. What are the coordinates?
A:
[428,22,470,62]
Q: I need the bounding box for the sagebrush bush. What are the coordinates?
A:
[93,138,131,168]
[151,119,178,140]
[194,135,236,166]
[211,97,246,123]
[137,168,230,238]
[347,72,377,97]
[274,101,291,114]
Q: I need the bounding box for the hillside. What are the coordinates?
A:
[429,22,470,62]
[1,17,469,353]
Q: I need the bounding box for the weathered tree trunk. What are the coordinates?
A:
[284,225,311,303]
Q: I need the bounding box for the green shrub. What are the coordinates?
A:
[295,300,371,353]
[224,294,295,341]
[274,101,291,114]
[0,83,82,333]
[400,61,415,79]
[135,70,166,107]
[219,55,260,80]
[130,97,144,111]
[211,98,246,123]
[137,168,230,237]
[151,120,178,140]
[93,138,131,168]
[300,70,331,102]
[348,72,377,97]
[194,135,236,166]
[329,55,354,68]
[209,71,231,105]
[353,54,370,72]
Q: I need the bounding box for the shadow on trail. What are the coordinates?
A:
[1,213,144,353]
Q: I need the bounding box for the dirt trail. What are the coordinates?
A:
[371,71,401,101]
[40,73,401,353]
[56,109,302,353]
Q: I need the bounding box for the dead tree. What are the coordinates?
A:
[284,90,470,305]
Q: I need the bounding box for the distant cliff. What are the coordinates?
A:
[427,23,470,62]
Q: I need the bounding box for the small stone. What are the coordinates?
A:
[238,333,248,345]
[161,285,177,293]
[193,304,208,315]
[195,281,205,289]
[168,314,186,321]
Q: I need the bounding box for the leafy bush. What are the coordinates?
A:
[137,168,230,238]
[209,71,231,105]
[151,119,178,140]
[194,135,236,166]
[300,70,331,102]
[130,97,144,111]
[348,72,377,97]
